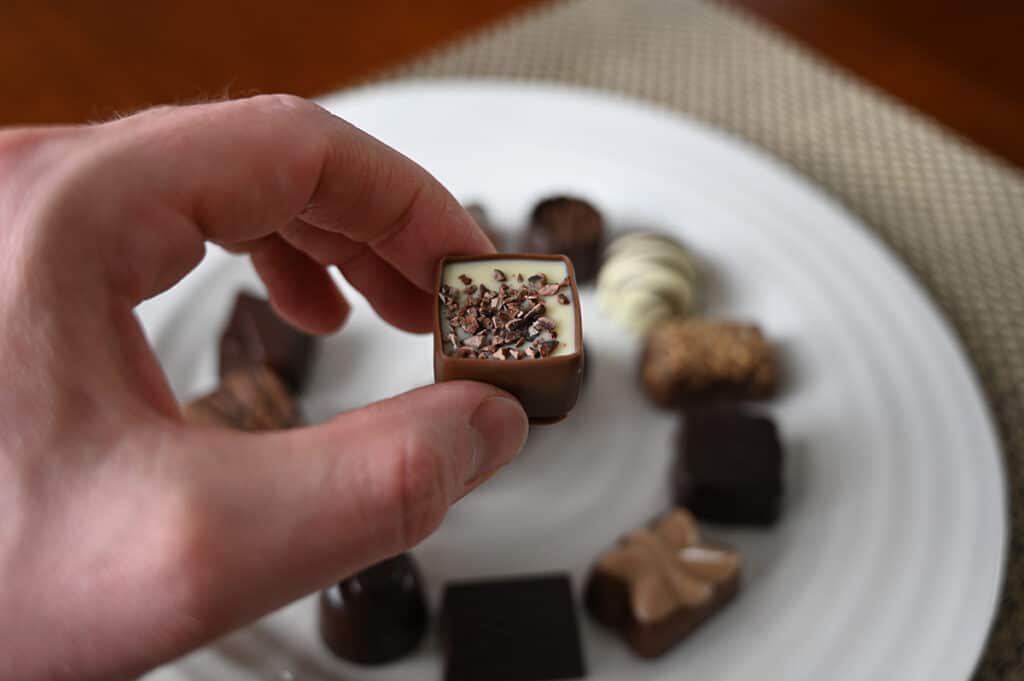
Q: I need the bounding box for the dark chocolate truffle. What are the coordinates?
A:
[675,407,785,525]
[182,365,301,430]
[523,196,604,283]
[442,573,585,681]
[219,291,317,394]
[318,553,428,665]
[585,509,741,658]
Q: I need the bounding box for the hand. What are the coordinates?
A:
[0,95,529,680]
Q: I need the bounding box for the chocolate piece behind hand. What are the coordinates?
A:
[641,318,777,407]
[585,509,741,658]
[182,365,301,430]
[442,573,585,681]
[523,196,604,283]
[434,254,585,424]
[675,406,784,525]
[219,291,316,393]
[318,553,428,665]
[465,202,504,251]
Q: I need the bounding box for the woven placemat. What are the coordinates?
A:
[380,0,1024,677]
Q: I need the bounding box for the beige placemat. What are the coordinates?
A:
[379,0,1024,677]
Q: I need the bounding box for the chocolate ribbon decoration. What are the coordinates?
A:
[596,509,741,623]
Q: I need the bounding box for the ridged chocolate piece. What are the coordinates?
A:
[442,573,585,681]
[675,406,784,525]
[182,365,301,430]
[523,196,604,283]
[585,509,741,658]
[641,318,777,407]
[318,553,428,665]
[219,291,316,394]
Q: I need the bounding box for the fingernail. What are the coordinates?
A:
[468,395,529,481]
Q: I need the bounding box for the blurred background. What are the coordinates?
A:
[2,0,1022,169]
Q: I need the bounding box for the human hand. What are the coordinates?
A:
[0,95,529,680]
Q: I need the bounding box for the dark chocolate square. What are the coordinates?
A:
[675,407,784,525]
[219,292,316,394]
[441,573,585,681]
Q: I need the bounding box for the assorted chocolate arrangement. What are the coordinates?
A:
[179,194,790,678]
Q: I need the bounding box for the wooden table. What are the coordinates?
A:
[2,0,1022,169]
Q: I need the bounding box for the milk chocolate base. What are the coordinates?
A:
[433,254,585,424]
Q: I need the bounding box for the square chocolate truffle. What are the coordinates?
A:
[441,573,585,681]
[219,291,317,394]
[675,407,784,525]
[433,254,585,423]
[585,509,741,658]
[182,365,301,431]
[640,318,777,407]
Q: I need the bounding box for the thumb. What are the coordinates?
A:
[168,380,528,641]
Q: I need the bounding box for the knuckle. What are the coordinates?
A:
[249,93,321,118]
[391,431,452,549]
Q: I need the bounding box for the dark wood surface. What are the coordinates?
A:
[726,0,1024,169]
[1,1,1022,169]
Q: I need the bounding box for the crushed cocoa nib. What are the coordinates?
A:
[442,268,570,359]
[537,283,560,296]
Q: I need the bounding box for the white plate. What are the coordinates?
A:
[141,82,1006,681]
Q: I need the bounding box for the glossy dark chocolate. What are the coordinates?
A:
[318,553,428,665]
[182,365,301,430]
[433,254,584,424]
[442,573,585,681]
[585,509,741,658]
[219,291,316,394]
[675,407,784,525]
[523,196,604,283]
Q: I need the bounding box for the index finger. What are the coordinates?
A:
[56,94,494,305]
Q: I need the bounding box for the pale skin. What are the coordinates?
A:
[0,95,530,680]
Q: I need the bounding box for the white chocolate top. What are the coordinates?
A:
[597,233,699,334]
[440,258,577,357]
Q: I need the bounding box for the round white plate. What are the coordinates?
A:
[140,82,1006,681]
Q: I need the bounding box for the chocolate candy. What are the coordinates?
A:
[441,573,585,681]
[675,406,785,525]
[597,232,699,333]
[585,509,741,658]
[182,365,301,430]
[434,254,585,423]
[640,318,777,407]
[523,196,604,283]
[318,553,428,665]
[219,291,317,394]
[465,202,504,251]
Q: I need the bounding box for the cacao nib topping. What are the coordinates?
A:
[442,268,572,359]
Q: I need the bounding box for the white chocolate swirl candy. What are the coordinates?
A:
[597,233,699,333]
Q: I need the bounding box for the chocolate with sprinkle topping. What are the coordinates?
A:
[434,255,585,424]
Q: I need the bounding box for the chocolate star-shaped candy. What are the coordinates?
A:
[584,508,740,658]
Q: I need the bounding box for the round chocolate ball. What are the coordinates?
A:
[318,553,428,665]
[523,196,604,283]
